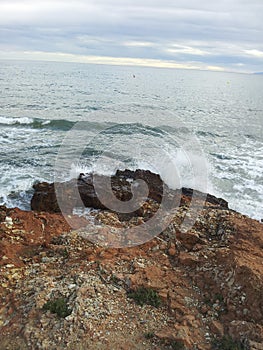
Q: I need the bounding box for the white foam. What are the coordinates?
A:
[0,116,34,125]
[69,162,92,179]
[68,145,213,197]
[42,120,51,125]
[69,158,118,180]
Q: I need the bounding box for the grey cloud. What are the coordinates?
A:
[0,0,262,72]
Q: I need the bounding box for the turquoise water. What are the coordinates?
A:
[0,60,262,219]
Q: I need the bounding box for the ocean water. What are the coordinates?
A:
[0,60,262,220]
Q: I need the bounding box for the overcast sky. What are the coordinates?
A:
[0,0,263,72]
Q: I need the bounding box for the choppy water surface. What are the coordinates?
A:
[0,60,262,219]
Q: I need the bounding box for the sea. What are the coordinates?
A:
[0,60,262,220]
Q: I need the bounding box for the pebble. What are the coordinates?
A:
[4,216,13,227]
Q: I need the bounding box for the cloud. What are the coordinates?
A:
[0,49,227,72]
[0,0,263,72]
[166,44,210,56]
[123,41,155,48]
[244,49,263,58]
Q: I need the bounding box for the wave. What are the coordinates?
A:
[0,188,34,211]
[210,152,233,160]
[0,116,113,132]
[0,116,34,125]
[101,122,167,138]
[0,116,198,140]
[0,116,76,130]
[196,130,224,138]
[0,116,158,133]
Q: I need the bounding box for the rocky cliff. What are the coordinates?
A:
[0,170,262,350]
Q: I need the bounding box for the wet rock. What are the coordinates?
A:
[31,169,169,214]
[31,169,229,215]
[0,206,7,222]
[31,182,61,213]
[182,188,228,209]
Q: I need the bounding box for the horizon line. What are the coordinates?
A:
[0,50,253,74]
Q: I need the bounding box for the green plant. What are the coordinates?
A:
[127,287,161,307]
[212,336,245,350]
[214,293,224,303]
[203,293,226,318]
[43,297,71,318]
[144,332,155,339]
[204,296,212,306]
[59,248,69,258]
[110,275,120,285]
[204,293,224,306]
[169,340,185,350]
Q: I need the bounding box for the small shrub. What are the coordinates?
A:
[110,275,120,285]
[144,332,155,339]
[127,287,161,307]
[212,335,245,350]
[59,248,69,258]
[214,293,224,303]
[204,293,224,306]
[169,340,185,350]
[43,297,71,318]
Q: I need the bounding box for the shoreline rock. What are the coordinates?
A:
[31,169,229,214]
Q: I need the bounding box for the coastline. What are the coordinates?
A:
[0,171,263,349]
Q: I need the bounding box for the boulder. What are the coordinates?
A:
[31,169,166,213]
[31,169,228,214]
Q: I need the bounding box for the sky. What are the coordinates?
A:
[0,0,263,73]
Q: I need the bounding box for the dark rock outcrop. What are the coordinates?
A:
[31,182,61,213]
[31,169,228,213]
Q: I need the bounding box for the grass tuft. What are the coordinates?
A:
[43,297,71,318]
[127,287,161,307]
